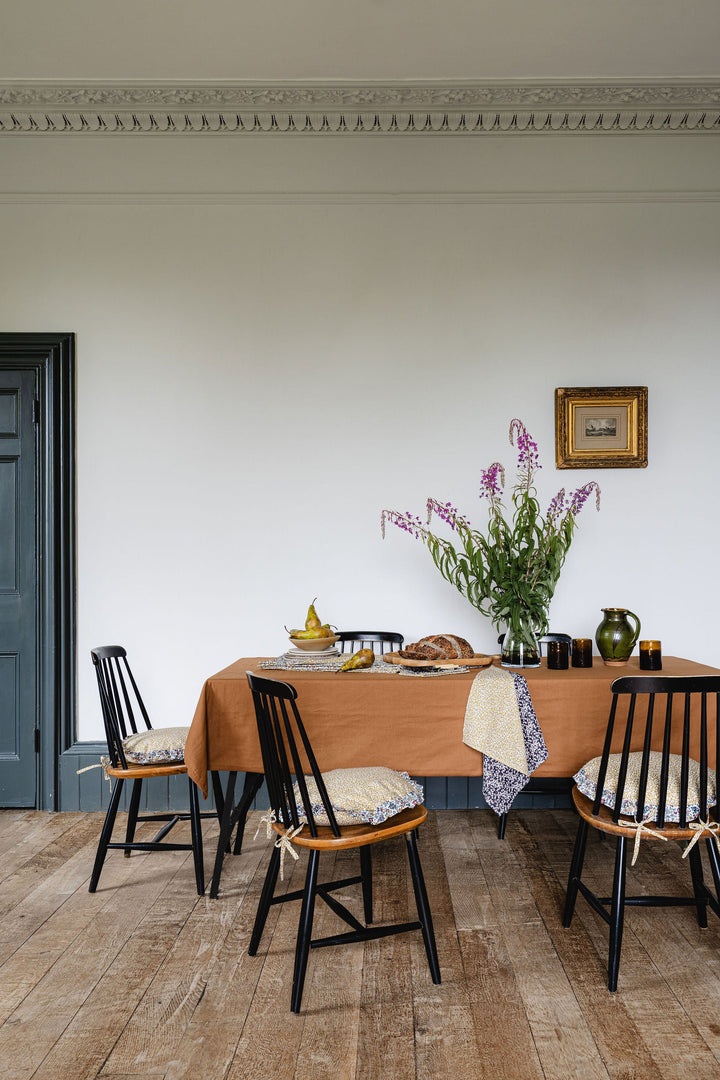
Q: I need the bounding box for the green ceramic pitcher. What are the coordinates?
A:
[595,608,641,666]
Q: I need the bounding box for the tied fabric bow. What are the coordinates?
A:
[254,810,303,879]
[618,816,669,865]
[682,819,720,859]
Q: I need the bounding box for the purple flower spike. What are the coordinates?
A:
[568,481,601,516]
[509,418,540,472]
[547,489,567,521]
[479,462,505,500]
[381,509,425,540]
[426,498,470,532]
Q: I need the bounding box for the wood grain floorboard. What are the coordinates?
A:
[0,811,82,874]
[355,839,416,1080]
[3,808,720,1080]
[0,846,194,1079]
[540,809,720,1080]
[409,814,483,1080]
[437,811,544,1080]
[0,814,100,929]
[468,811,612,1080]
[510,810,665,1080]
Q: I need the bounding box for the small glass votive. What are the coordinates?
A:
[571,638,593,668]
[547,640,569,670]
[639,639,662,670]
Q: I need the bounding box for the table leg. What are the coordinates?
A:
[210,770,225,822]
[209,771,264,899]
[210,771,238,899]
[232,772,265,855]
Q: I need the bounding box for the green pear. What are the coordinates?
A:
[305,598,322,630]
[338,648,374,672]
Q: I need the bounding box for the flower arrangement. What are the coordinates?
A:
[381,419,600,664]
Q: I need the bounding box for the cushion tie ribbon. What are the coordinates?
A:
[274,824,304,879]
[618,816,669,865]
[254,810,303,879]
[254,810,277,841]
[682,819,720,859]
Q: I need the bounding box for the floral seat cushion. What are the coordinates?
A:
[575,751,717,823]
[121,726,189,765]
[293,766,424,826]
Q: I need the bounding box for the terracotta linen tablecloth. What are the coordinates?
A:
[184,656,720,799]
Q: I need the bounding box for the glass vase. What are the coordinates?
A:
[501,614,541,668]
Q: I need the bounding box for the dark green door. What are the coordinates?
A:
[0,367,38,806]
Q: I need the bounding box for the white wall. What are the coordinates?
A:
[3,0,720,79]
[1,132,719,739]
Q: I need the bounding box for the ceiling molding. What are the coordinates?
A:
[1,80,719,136]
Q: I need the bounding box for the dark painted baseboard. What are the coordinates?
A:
[59,743,573,813]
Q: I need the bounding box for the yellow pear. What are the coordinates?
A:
[305,598,322,630]
[290,626,333,639]
[338,648,374,672]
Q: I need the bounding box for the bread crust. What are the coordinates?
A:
[399,634,474,661]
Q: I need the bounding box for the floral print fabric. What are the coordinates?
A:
[575,751,717,822]
[293,766,424,826]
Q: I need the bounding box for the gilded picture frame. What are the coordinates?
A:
[555,386,648,469]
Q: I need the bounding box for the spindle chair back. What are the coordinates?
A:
[563,674,720,990]
[246,671,440,1012]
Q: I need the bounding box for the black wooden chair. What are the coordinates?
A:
[336,631,404,654]
[246,671,440,1013]
[563,674,720,991]
[89,645,220,895]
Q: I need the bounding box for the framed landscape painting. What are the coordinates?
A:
[555,386,648,469]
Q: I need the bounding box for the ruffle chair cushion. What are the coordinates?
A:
[293,766,424,826]
[121,726,189,765]
[574,750,717,822]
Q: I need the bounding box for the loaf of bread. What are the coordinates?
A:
[399,634,475,661]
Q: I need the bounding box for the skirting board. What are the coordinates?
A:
[59,743,572,812]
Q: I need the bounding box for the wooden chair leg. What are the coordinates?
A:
[687,842,709,928]
[249,845,282,956]
[124,778,143,857]
[706,835,720,902]
[291,849,320,1014]
[360,846,373,924]
[608,835,628,992]
[188,777,205,896]
[563,817,589,927]
[405,830,441,984]
[497,813,507,840]
[89,777,124,893]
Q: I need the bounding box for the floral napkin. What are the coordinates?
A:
[463,665,548,815]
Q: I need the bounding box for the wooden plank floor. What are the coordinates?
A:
[2,807,720,1080]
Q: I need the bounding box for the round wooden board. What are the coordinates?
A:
[382,651,496,669]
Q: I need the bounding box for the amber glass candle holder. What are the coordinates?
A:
[547,640,569,670]
[571,638,593,668]
[639,639,662,670]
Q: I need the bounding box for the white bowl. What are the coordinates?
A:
[288,634,340,652]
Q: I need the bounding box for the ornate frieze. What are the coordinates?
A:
[0,80,718,135]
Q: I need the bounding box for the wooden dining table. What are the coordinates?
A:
[185,653,720,896]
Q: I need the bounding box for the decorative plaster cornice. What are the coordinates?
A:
[0,80,718,135]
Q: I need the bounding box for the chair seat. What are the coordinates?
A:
[104,760,190,781]
[272,804,427,850]
[572,786,701,841]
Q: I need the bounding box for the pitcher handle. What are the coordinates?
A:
[626,610,641,647]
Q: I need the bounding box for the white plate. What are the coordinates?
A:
[284,647,340,658]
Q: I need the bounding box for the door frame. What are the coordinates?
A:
[0,334,76,810]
